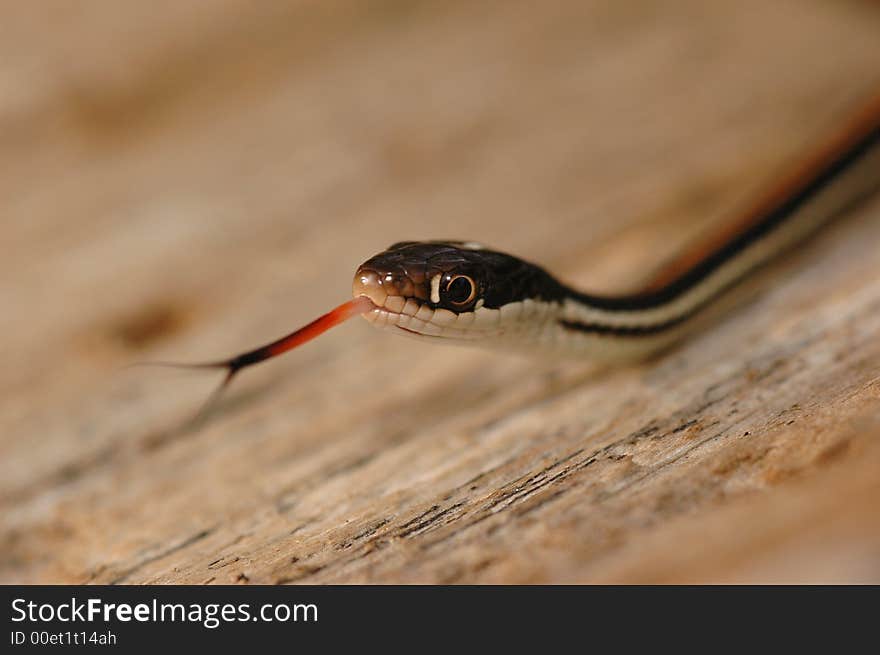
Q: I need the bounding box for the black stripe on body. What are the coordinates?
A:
[559,118,880,336]
[558,294,707,337]
[564,117,880,314]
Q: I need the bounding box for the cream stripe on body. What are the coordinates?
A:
[362,139,880,359]
[561,143,880,332]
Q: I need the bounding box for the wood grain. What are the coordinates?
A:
[2,0,880,584]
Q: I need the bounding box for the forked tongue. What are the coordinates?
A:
[137,295,375,420]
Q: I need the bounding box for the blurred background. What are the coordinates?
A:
[2,1,880,584]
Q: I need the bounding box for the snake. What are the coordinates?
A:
[156,92,880,401]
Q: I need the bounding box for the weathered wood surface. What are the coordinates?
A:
[2,1,880,584]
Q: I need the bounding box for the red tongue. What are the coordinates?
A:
[197,294,374,411]
[135,295,376,421]
[250,295,375,361]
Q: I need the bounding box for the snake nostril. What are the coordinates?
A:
[353,266,418,305]
[389,273,414,297]
[352,268,386,305]
[354,269,379,289]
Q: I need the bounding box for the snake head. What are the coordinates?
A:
[352,241,565,340]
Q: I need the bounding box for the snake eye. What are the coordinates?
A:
[444,275,477,306]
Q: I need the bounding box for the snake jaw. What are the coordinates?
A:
[352,270,465,338]
[354,292,508,342]
[352,267,421,334]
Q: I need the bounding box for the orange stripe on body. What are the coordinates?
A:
[643,90,880,293]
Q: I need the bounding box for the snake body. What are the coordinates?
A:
[158,93,880,400]
[353,97,880,359]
